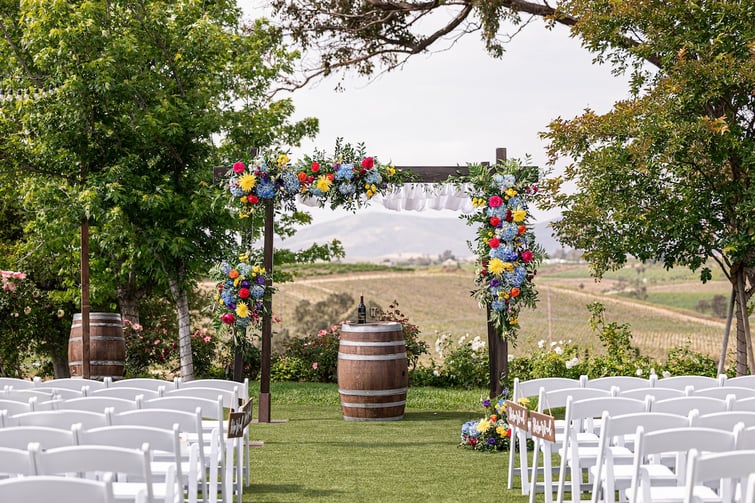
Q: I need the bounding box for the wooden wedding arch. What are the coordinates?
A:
[214,147,515,423]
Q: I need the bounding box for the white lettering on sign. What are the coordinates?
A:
[529,411,556,443]
[227,398,254,439]
[505,400,529,431]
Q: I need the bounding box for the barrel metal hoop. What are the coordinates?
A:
[337,353,407,361]
[340,400,406,409]
[339,340,405,347]
[338,387,407,396]
[342,415,405,421]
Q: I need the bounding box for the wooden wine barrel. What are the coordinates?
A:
[68,312,126,380]
[337,321,408,421]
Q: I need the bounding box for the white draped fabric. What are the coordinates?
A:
[297,183,475,213]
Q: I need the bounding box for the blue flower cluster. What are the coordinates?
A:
[335,164,354,181]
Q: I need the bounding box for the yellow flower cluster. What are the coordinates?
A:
[471,197,487,208]
[364,183,379,198]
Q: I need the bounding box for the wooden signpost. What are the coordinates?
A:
[227,398,254,439]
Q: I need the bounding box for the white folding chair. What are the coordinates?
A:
[1,387,56,402]
[585,375,657,391]
[0,397,34,416]
[508,376,586,495]
[689,386,755,400]
[110,408,212,503]
[626,425,741,503]
[683,449,755,503]
[0,377,35,389]
[33,442,163,503]
[590,412,691,503]
[57,396,139,414]
[78,424,186,503]
[724,375,755,388]
[690,410,755,430]
[655,375,725,391]
[0,473,116,503]
[35,376,107,391]
[0,425,76,450]
[557,396,648,503]
[619,387,684,401]
[109,378,179,391]
[32,387,86,399]
[0,445,37,478]
[649,395,733,415]
[9,409,109,429]
[91,386,163,400]
[744,473,755,503]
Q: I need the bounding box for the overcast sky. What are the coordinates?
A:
[239,2,632,223]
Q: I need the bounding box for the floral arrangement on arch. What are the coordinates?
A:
[212,253,272,338]
[225,139,412,216]
[455,159,544,339]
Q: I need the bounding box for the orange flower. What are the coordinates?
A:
[297,171,307,182]
[518,225,526,235]
[490,414,498,422]
[228,269,239,279]
[510,287,520,298]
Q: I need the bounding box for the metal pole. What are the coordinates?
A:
[717,288,735,375]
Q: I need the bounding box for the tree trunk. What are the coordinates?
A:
[735,267,754,376]
[52,353,70,378]
[168,272,194,382]
[116,272,146,325]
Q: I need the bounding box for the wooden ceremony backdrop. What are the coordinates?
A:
[214,147,513,423]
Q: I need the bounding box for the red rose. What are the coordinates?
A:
[238,288,251,299]
[361,157,374,169]
[221,313,235,325]
[505,209,513,222]
[248,195,259,204]
[521,250,534,263]
[311,162,320,172]
[232,162,245,174]
[490,216,501,227]
[489,237,500,249]
[326,173,335,181]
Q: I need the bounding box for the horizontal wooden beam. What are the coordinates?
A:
[396,165,470,183]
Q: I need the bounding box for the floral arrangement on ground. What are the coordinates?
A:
[460,392,535,452]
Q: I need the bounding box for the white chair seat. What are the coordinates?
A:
[624,484,720,503]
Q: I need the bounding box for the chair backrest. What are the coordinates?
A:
[733,397,755,412]
[163,386,241,410]
[9,409,109,429]
[32,387,86,400]
[618,386,685,401]
[690,411,755,430]
[725,375,755,388]
[35,377,107,391]
[735,425,755,449]
[142,395,225,422]
[537,386,613,413]
[690,386,755,400]
[656,374,725,390]
[683,449,755,503]
[584,375,657,391]
[179,378,249,403]
[56,396,138,414]
[33,442,153,501]
[0,425,76,450]
[0,473,115,503]
[628,425,740,503]
[0,378,35,389]
[0,398,33,416]
[649,395,732,415]
[1,388,56,402]
[0,445,37,477]
[90,386,162,400]
[109,377,179,391]
[513,376,585,402]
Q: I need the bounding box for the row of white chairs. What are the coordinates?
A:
[509,378,755,498]
[0,377,251,498]
[0,474,120,503]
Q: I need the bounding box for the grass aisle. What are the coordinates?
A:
[244,383,535,502]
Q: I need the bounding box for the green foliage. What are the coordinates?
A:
[274,325,340,383]
[412,334,489,389]
[378,300,428,370]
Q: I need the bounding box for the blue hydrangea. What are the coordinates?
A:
[501,174,517,189]
[229,178,244,197]
[335,164,354,181]
[281,171,300,195]
[365,169,382,185]
[237,263,251,276]
[461,420,480,439]
[338,182,356,196]
[504,265,527,287]
[257,181,276,199]
[501,223,519,241]
[308,186,323,197]
[221,262,231,275]
[251,285,265,299]
[498,244,518,261]
[489,247,507,260]
[486,205,506,219]
[491,299,507,312]
[507,196,525,209]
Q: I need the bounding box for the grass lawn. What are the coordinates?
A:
[244,382,540,502]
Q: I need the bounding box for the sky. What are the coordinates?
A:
[239,2,632,224]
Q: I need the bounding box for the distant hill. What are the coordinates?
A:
[275,212,563,262]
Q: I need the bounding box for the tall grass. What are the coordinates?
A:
[245,382,534,502]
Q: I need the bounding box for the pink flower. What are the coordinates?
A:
[488,195,503,208]
[203,335,212,343]
[318,329,327,337]
[312,362,319,370]
[361,157,374,169]
[521,250,534,263]
[221,313,235,325]
[232,162,245,174]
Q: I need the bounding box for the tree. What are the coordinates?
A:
[271,0,754,374]
[0,0,317,379]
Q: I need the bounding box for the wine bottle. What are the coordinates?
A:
[357,294,367,324]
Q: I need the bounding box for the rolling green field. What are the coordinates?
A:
[274,261,736,362]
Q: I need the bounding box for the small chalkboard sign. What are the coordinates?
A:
[529,410,556,443]
[227,398,254,439]
[505,400,529,431]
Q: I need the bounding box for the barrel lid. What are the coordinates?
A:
[341,321,402,332]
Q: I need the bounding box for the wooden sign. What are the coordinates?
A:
[505,400,529,431]
[227,398,254,439]
[529,411,556,443]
